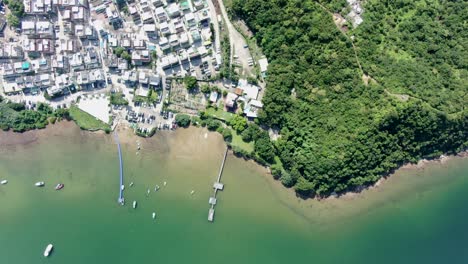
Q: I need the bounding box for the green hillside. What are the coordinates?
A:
[231,0,467,196]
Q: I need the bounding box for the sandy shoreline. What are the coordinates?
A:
[328,151,468,201]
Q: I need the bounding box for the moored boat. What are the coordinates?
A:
[0,180,8,185]
[55,183,64,190]
[43,244,53,257]
[121,184,125,191]
[133,201,137,209]
[35,182,45,187]
[152,212,156,219]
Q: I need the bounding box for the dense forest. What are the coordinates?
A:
[231,0,467,196]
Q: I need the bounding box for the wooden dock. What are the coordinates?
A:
[208,147,228,222]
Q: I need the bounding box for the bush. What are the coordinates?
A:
[110,93,129,106]
[200,84,211,94]
[7,102,25,111]
[49,116,57,124]
[280,171,294,187]
[231,145,251,159]
[191,116,201,126]
[270,163,283,180]
[206,118,221,131]
[175,114,191,127]
[222,128,233,142]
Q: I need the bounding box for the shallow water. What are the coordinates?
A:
[0,123,467,263]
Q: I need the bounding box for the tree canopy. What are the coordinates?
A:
[175,114,191,128]
[184,76,198,91]
[232,0,467,196]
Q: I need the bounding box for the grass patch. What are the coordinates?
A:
[231,130,254,153]
[69,105,110,131]
[205,107,235,122]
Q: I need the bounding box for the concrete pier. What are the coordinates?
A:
[208,147,228,222]
[114,132,124,205]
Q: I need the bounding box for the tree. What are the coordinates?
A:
[175,114,191,127]
[270,163,283,180]
[114,47,125,57]
[229,115,247,132]
[254,137,275,163]
[200,84,211,94]
[241,123,261,142]
[151,51,158,60]
[6,14,20,28]
[121,51,131,62]
[294,177,315,196]
[184,76,197,91]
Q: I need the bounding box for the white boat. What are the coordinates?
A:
[121,184,125,191]
[43,244,53,257]
[147,188,150,195]
[0,180,8,185]
[133,201,137,209]
[129,182,134,187]
[190,190,195,195]
[35,182,45,187]
[152,212,156,219]
[154,185,160,191]
[163,181,167,186]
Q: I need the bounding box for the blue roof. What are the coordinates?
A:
[22,62,30,70]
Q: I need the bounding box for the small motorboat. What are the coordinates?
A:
[55,184,64,190]
[163,181,167,186]
[147,188,150,196]
[129,182,134,187]
[152,212,156,219]
[133,201,137,209]
[0,180,8,185]
[190,190,195,195]
[121,185,125,191]
[35,182,45,187]
[43,244,53,257]
[154,185,160,191]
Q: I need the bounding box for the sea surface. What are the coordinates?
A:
[0,122,467,264]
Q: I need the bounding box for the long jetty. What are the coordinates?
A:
[208,147,228,222]
[114,132,124,205]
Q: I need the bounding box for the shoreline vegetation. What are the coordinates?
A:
[1,106,467,202]
[324,151,468,201]
[68,105,111,132]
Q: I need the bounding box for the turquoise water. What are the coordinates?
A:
[0,123,467,263]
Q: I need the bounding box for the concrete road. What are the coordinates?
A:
[216,0,254,78]
[207,0,221,52]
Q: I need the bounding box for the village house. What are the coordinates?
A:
[24,0,54,15]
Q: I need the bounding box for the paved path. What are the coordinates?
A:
[216,0,254,78]
[207,0,221,52]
